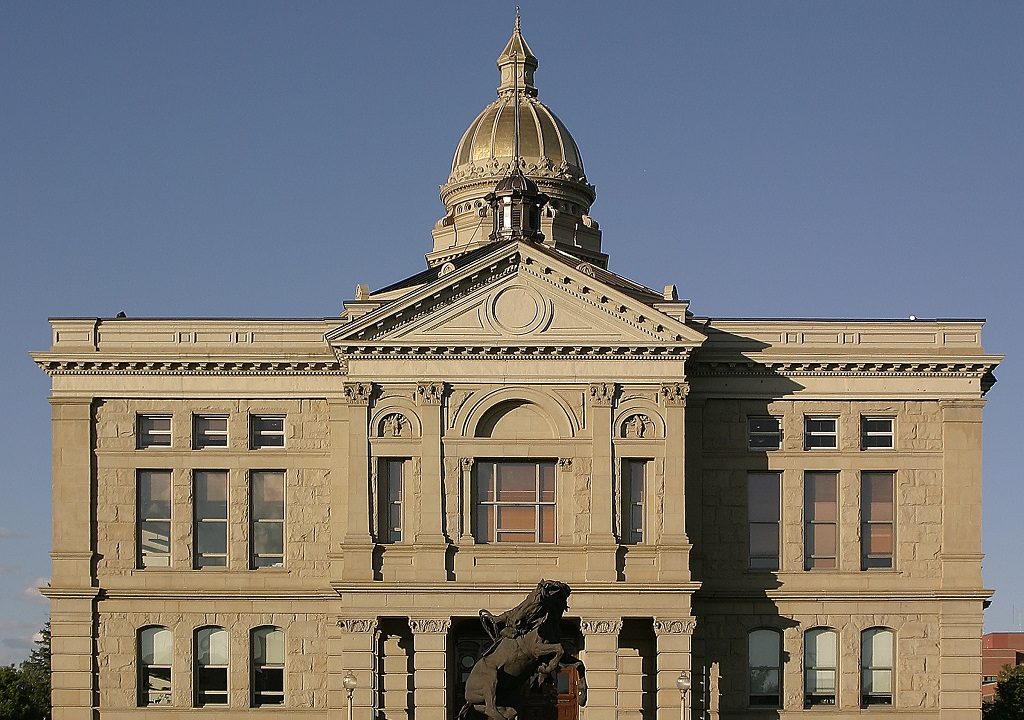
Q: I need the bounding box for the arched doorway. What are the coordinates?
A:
[449,617,582,720]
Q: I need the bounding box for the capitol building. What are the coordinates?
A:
[34,18,1001,720]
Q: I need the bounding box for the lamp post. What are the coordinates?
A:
[343,671,358,720]
[676,670,692,720]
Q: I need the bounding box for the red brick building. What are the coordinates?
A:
[983,632,1024,701]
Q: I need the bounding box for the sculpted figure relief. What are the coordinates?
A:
[458,579,586,720]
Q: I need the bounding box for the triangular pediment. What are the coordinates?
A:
[327,242,705,353]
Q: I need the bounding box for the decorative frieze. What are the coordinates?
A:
[409,618,452,634]
[589,382,616,407]
[416,381,445,406]
[659,382,690,407]
[342,382,373,405]
[336,618,378,633]
[580,619,623,635]
[654,617,697,635]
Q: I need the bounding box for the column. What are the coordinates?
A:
[410,618,451,720]
[341,383,374,581]
[580,618,622,717]
[654,617,696,720]
[659,382,690,582]
[414,382,448,579]
[331,618,378,715]
[49,396,97,720]
[586,382,617,581]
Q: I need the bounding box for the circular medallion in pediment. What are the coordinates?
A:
[486,284,551,335]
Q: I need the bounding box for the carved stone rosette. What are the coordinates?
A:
[580,619,623,635]
[336,618,378,633]
[588,382,616,407]
[342,382,373,406]
[653,617,697,635]
[415,381,445,406]
[659,382,690,407]
[409,618,452,634]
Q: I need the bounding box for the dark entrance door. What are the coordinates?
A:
[515,665,581,720]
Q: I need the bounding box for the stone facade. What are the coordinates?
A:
[34,19,1001,720]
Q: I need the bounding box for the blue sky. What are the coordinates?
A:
[1,2,1022,663]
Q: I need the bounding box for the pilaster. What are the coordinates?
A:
[410,618,451,720]
[580,618,622,716]
[654,617,696,720]
[939,399,985,589]
[413,382,448,580]
[586,382,617,582]
[331,617,379,714]
[659,382,690,581]
[342,383,374,581]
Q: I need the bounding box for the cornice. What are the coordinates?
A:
[333,346,692,361]
[692,358,999,382]
[32,357,345,377]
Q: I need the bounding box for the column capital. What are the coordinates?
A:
[460,456,474,470]
[336,617,378,633]
[557,457,573,469]
[588,382,616,407]
[415,381,445,406]
[341,382,373,406]
[580,618,622,635]
[409,618,452,634]
[659,382,690,407]
[653,617,697,635]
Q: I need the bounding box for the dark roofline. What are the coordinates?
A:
[49,316,338,322]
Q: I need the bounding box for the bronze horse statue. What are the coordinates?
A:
[458,580,586,720]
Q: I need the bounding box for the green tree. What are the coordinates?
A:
[0,622,50,720]
[985,664,1024,720]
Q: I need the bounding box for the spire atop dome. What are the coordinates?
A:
[497,11,538,97]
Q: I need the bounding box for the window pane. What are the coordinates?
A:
[497,506,534,531]
[863,434,893,448]
[196,472,227,518]
[807,629,837,666]
[862,628,893,667]
[539,505,555,543]
[197,667,228,703]
[254,522,284,555]
[750,667,779,694]
[806,418,835,434]
[748,474,780,522]
[498,531,536,543]
[252,472,284,519]
[197,523,227,555]
[807,474,838,520]
[749,417,780,434]
[145,666,171,702]
[141,627,172,665]
[750,524,780,556]
[811,524,837,557]
[749,629,780,667]
[477,505,495,541]
[141,522,171,559]
[477,463,494,501]
[197,628,228,665]
[140,471,171,519]
[387,461,404,501]
[258,416,284,432]
[863,473,894,520]
[496,464,535,502]
[866,524,893,555]
[539,463,555,502]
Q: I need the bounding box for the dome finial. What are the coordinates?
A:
[497,10,538,97]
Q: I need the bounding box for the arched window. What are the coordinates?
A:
[748,628,782,707]
[138,626,172,706]
[251,626,285,706]
[862,628,894,706]
[805,627,838,707]
[194,626,229,706]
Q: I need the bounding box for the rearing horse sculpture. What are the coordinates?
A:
[458,580,584,720]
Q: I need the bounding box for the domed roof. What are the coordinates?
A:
[450,95,585,183]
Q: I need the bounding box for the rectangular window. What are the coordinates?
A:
[251,471,284,567]
[621,460,646,544]
[250,414,285,449]
[861,416,894,449]
[138,414,172,448]
[748,472,781,570]
[193,414,228,449]
[804,416,837,449]
[138,470,172,568]
[475,461,556,544]
[379,459,405,543]
[861,472,894,569]
[194,471,228,568]
[805,472,838,570]
[748,417,782,450]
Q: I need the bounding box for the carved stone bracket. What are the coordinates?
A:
[416,381,445,406]
[588,382,616,407]
[580,619,623,635]
[342,382,373,406]
[337,618,378,633]
[659,382,690,407]
[409,618,452,634]
[653,617,697,635]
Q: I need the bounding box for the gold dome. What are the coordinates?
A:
[449,95,586,184]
